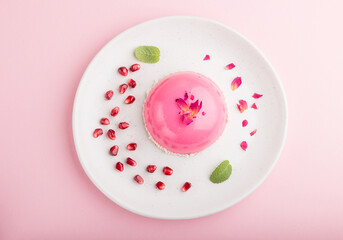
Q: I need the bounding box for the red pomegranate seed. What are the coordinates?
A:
[105,90,113,100]
[119,84,128,94]
[163,167,173,176]
[111,107,120,117]
[146,165,157,173]
[93,128,103,138]
[100,118,110,125]
[134,175,144,184]
[126,157,137,166]
[127,143,137,151]
[119,122,129,129]
[110,145,119,156]
[118,67,128,76]
[124,95,135,104]
[107,129,116,140]
[156,181,165,190]
[181,182,192,192]
[115,162,124,172]
[129,64,141,72]
[127,79,136,88]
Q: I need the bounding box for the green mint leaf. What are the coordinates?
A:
[210,160,232,184]
[134,46,160,63]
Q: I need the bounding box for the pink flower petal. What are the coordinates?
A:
[189,100,202,117]
[203,54,210,61]
[190,95,194,100]
[240,141,248,151]
[225,63,236,70]
[242,120,248,127]
[182,113,193,125]
[237,99,248,113]
[237,104,242,112]
[252,93,263,99]
[189,100,199,110]
[176,98,190,112]
[239,100,247,106]
[251,103,257,109]
[184,92,188,101]
[202,111,206,116]
[250,129,257,136]
[177,93,204,125]
[231,77,242,91]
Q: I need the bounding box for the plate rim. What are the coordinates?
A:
[72,16,288,220]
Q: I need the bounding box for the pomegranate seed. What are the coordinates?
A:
[115,162,124,172]
[119,122,129,129]
[134,175,144,184]
[124,95,135,104]
[93,128,103,138]
[107,129,116,140]
[119,84,128,94]
[111,107,120,117]
[118,67,128,76]
[110,145,119,156]
[146,165,157,173]
[100,118,110,125]
[156,181,165,190]
[126,157,137,166]
[105,90,113,100]
[181,182,192,192]
[163,167,173,176]
[129,64,141,72]
[126,143,137,151]
[128,79,136,88]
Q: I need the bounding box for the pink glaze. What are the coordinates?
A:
[143,72,228,155]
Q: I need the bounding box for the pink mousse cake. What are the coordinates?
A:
[143,71,228,155]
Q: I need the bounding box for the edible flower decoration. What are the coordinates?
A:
[225,63,236,70]
[231,77,242,91]
[175,92,203,125]
[252,93,263,99]
[237,99,248,113]
[203,54,210,61]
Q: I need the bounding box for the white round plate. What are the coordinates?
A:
[73,16,288,219]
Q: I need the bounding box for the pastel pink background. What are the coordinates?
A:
[1,0,342,239]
